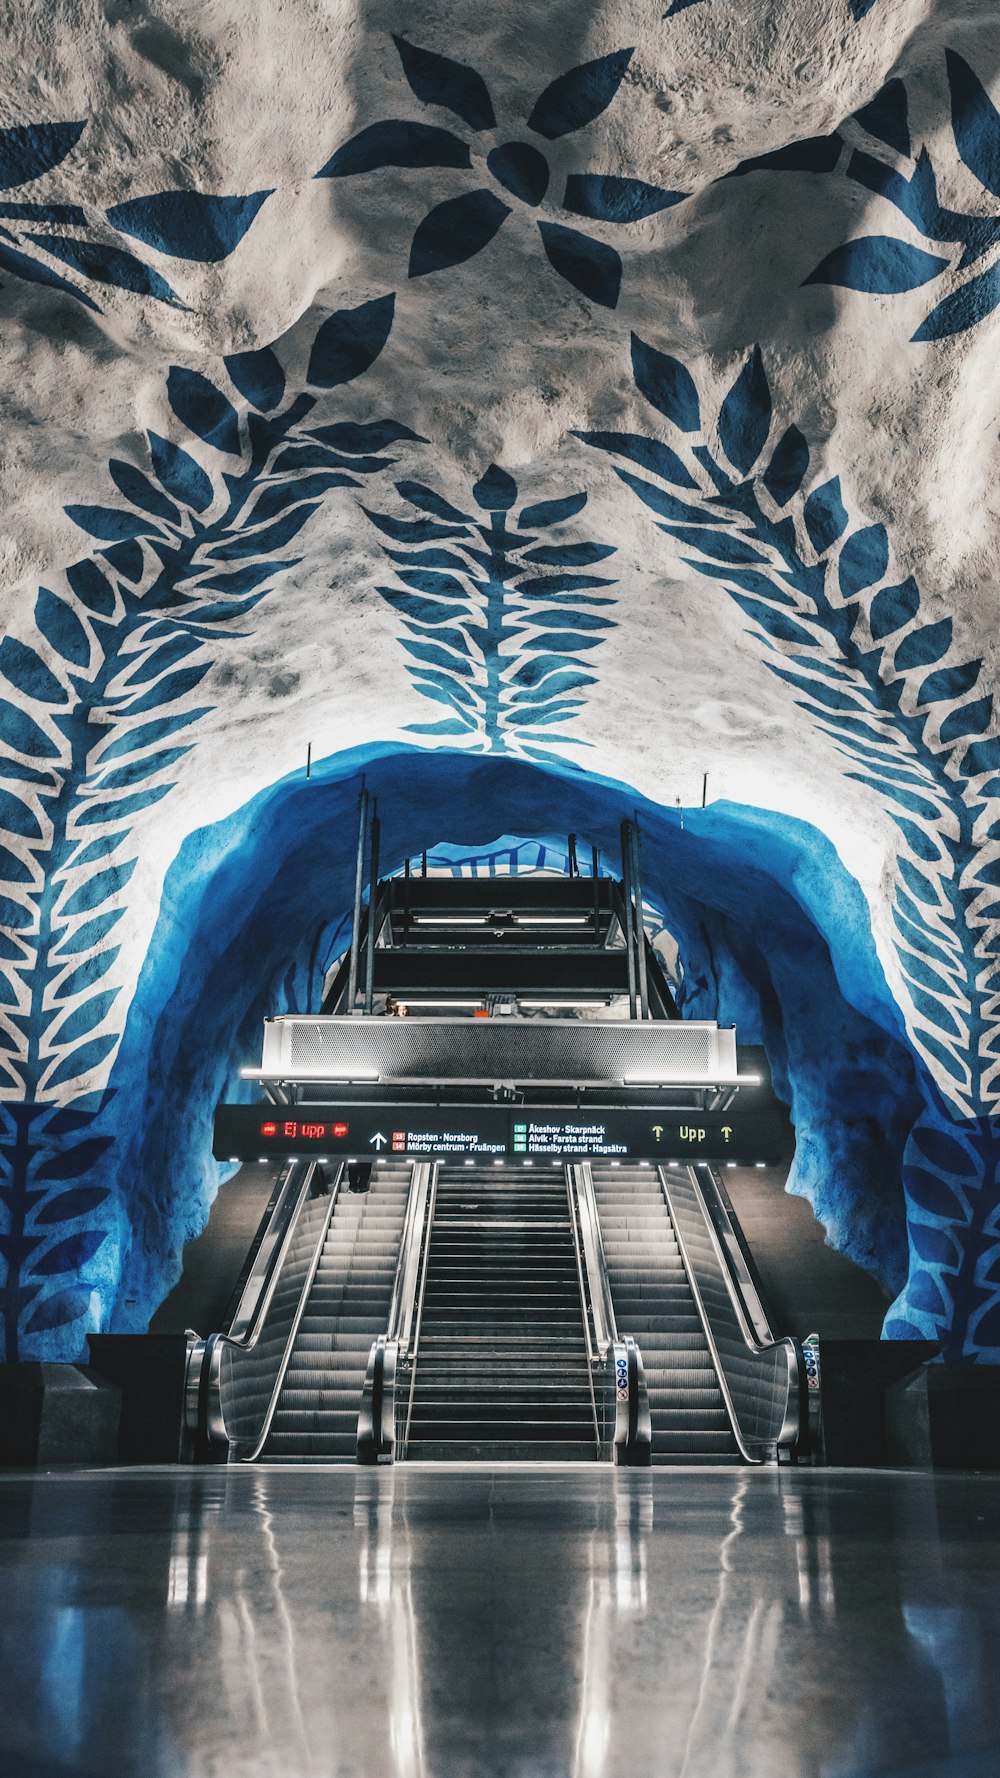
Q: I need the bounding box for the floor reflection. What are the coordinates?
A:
[0,1466,998,1778]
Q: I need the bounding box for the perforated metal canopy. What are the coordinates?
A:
[248,1015,740,1087]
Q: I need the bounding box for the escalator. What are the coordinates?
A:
[402,1164,600,1460]
[592,1164,739,1464]
[262,1165,410,1458]
[196,830,804,1466]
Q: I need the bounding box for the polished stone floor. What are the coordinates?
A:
[1,1466,999,1778]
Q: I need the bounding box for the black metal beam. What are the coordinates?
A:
[371,951,629,993]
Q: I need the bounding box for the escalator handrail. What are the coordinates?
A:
[564,1165,603,1454]
[227,1157,320,1347]
[386,1162,436,1358]
[657,1165,800,1459]
[401,1167,439,1457]
[694,1162,776,1346]
[229,1162,346,1461]
[569,1162,618,1360]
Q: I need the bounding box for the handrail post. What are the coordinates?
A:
[347,785,368,1015]
[364,803,380,1014]
[629,818,649,1020]
[619,822,637,1019]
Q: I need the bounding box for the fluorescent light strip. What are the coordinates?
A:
[402,999,484,1009]
[513,916,590,926]
[519,999,608,1010]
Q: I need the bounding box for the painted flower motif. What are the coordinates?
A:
[0,120,271,313]
[317,36,685,309]
[805,53,1000,341]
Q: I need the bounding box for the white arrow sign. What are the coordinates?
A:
[369,1131,387,1151]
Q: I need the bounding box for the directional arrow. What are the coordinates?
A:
[370,1131,387,1151]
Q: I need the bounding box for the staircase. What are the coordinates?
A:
[404,1165,600,1460]
[263,1164,410,1458]
[592,1164,740,1465]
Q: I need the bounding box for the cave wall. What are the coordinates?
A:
[2,2,1000,1359]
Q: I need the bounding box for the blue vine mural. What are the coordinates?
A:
[581,334,1000,1356]
[0,119,270,312]
[318,36,684,309]
[0,292,412,1358]
[804,53,1000,340]
[364,462,616,764]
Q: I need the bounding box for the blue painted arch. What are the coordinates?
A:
[97,742,927,1344]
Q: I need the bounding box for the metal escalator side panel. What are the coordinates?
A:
[229,1179,343,1460]
[660,1166,801,1459]
[194,1164,332,1457]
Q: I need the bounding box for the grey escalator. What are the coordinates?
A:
[592,1165,740,1464]
[404,1166,599,1460]
[262,1164,410,1458]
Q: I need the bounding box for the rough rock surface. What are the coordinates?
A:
[1,0,999,1360]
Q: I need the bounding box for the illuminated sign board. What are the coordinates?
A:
[214,1104,789,1164]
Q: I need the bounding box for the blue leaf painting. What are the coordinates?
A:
[108,460,180,527]
[0,788,43,839]
[409,190,510,277]
[537,220,621,308]
[854,79,910,157]
[574,430,698,490]
[895,619,952,671]
[519,493,588,529]
[367,467,615,752]
[307,293,395,386]
[527,49,634,140]
[473,466,518,510]
[487,143,549,206]
[25,235,185,304]
[916,662,980,706]
[0,295,411,1356]
[22,1289,92,1335]
[725,136,844,180]
[762,426,809,506]
[718,348,772,474]
[0,121,85,190]
[838,524,889,598]
[0,638,67,706]
[805,235,949,295]
[0,698,60,759]
[106,189,271,262]
[940,699,993,743]
[318,121,472,179]
[167,369,242,454]
[631,334,701,431]
[64,505,162,544]
[913,261,1000,342]
[34,590,89,670]
[31,1230,107,1276]
[803,478,848,553]
[581,334,1000,1143]
[562,173,685,222]
[870,577,920,639]
[224,345,286,412]
[393,36,496,132]
[946,50,1000,200]
[0,237,101,311]
[65,560,116,616]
